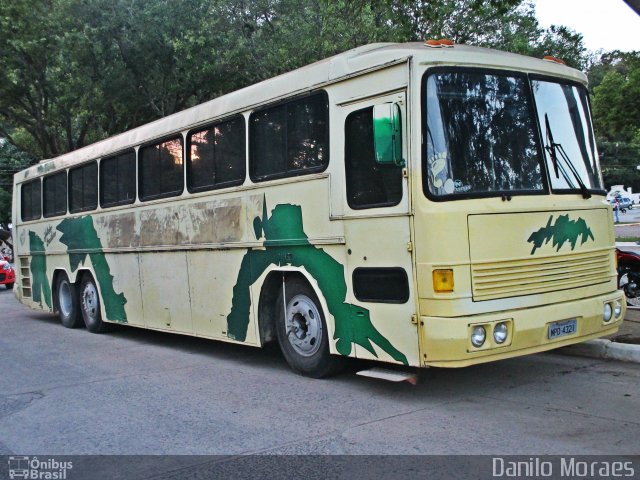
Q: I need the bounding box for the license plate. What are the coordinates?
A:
[548,319,577,340]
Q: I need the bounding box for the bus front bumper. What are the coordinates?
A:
[420,291,625,367]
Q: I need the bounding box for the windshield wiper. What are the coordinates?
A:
[544,113,591,199]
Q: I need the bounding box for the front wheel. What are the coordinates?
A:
[275,277,344,378]
[80,275,110,333]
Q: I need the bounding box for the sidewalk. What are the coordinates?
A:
[608,308,640,343]
[560,308,640,363]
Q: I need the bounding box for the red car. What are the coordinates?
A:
[0,259,15,290]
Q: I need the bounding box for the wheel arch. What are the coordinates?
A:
[257,268,332,347]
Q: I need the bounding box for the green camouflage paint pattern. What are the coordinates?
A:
[57,216,128,322]
[226,200,408,365]
[28,232,52,309]
[527,214,595,254]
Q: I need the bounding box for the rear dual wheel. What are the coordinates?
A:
[55,273,109,332]
[56,273,83,328]
[80,275,110,333]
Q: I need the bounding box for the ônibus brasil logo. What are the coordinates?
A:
[8,456,73,479]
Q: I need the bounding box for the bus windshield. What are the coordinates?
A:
[423,69,602,198]
[531,79,603,192]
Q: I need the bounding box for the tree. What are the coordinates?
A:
[0,0,587,161]
[0,0,96,158]
[590,52,640,143]
[0,138,34,224]
[599,141,640,192]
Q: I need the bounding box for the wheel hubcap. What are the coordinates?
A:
[285,294,322,357]
[59,281,73,318]
[82,282,99,320]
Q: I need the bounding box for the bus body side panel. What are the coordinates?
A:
[13,228,51,313]
[241,177,347,352]
[324,65,420,367]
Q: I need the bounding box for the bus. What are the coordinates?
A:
[12,41,625,378]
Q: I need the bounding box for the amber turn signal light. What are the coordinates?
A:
[433,269,454,293]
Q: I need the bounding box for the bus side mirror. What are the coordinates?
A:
[373,103,405,167]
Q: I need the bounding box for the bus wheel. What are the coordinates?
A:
[275,277,343,378]
[80,275,109,333]
[56,274,82,328]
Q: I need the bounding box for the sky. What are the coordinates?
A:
[534,0,640,52]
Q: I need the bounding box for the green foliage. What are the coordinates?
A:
[1,0,588,161]
[589,52,640,190]
[591,52,640,143]
[599,141,640,191]
[0,139,34,224]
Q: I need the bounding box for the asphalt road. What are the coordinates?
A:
[615,205,640,240]
[1,286,639,461]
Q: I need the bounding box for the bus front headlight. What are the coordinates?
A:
[471,325,486,347]
[493,322,508,344]
[614,300,623,319]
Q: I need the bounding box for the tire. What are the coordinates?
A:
[5,283,13,290]
[275,277,344,378]
[55,274,83,328]
[619,273,640,307]
[80,274,110,333]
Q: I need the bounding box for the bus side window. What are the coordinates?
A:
[139,136,184,201]
[43,171,67,218]
[21,179,42,221]
[100,150,136,208]
[69,162,98,214]
[345,107,402,209]
[250,91,329,181]
[187,116,246,192]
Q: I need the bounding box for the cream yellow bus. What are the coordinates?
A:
[12,42,624,377]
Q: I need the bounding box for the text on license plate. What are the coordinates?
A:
[548,319,577,340]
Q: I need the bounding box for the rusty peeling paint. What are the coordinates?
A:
[190,199,244,244]
[139,207,187,246]
[96,213,138,248]
[96,198,250,248]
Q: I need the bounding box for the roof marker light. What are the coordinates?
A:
[543,55,566,65]
[424,39,455,48]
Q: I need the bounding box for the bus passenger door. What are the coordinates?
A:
[332,90,419,367]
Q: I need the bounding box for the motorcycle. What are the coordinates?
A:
[616,248,640,306]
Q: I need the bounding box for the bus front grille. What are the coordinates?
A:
[471,250,611,301]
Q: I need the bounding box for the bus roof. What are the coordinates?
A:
[17,41,586,182]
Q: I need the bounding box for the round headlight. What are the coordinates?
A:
[493,322,508,344]
[603,303,613,322]
[614,300,622,319]
[471,325,486,347]
[1,263,10,271]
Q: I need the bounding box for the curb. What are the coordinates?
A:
[560,339,640,364]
